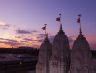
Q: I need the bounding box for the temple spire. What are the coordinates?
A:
[77,14,82,35]
[60,23,62,30]
[80,24,82,35]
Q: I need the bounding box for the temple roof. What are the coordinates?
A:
[72,33,90,50]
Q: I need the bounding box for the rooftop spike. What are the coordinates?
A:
[80,25,82,35]
[77,14,82,35]
[60,24,62,30]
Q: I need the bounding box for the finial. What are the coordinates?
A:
[78,14,81,17]
[60,24,62,30]
[46,33,48,38]
[44,33,49,42]
[80,25,82,35]
[77,14,82,35]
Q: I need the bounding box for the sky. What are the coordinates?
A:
[0,0,96,49]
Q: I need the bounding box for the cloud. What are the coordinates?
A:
[16,29,32,34]
[0,24,10,27]
[16,29,39,35]
[23,38,33,41]
[15,36,21,39]
[23,38,43,43]
[37,34,45,39]
[36,34,46,42]
[0,21,10,29]
[31,30,38,33]
[0,38,20,46]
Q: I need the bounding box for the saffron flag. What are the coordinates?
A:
[42,26,46,30]
[42,24,47,30]
[56,17,60,22]
[77,17,80,23]
[77,14,81,23]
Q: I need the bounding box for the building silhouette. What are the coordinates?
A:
[36,19,96,73]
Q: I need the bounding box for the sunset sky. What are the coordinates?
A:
[0,0,96,49]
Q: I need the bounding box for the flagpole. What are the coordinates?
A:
[80,22,82,34]
[59,13,61,22]
[77,14,82,35]
[59,13,63,30]
[59,13,62,26]
[44,24,47,36]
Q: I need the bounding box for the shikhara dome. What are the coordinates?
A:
[52,24,70,60]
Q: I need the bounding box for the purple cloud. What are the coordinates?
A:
[36,34,45,40]
[16,29,32,34]
[0,38,20,46]
[23,38,42,42]
[31,30,38,33]
[23,38,33,41]
[0,23,10,29]
[0,24,9,27]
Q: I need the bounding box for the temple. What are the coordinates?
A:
[36,15,96,73]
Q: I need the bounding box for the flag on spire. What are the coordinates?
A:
[77,14,82,34]
[42,24,47,30]
[56,17,60,22]
[77,17,80,23]
[77,14,81,23]
[42,26,46,30]
[56,13,61,22]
